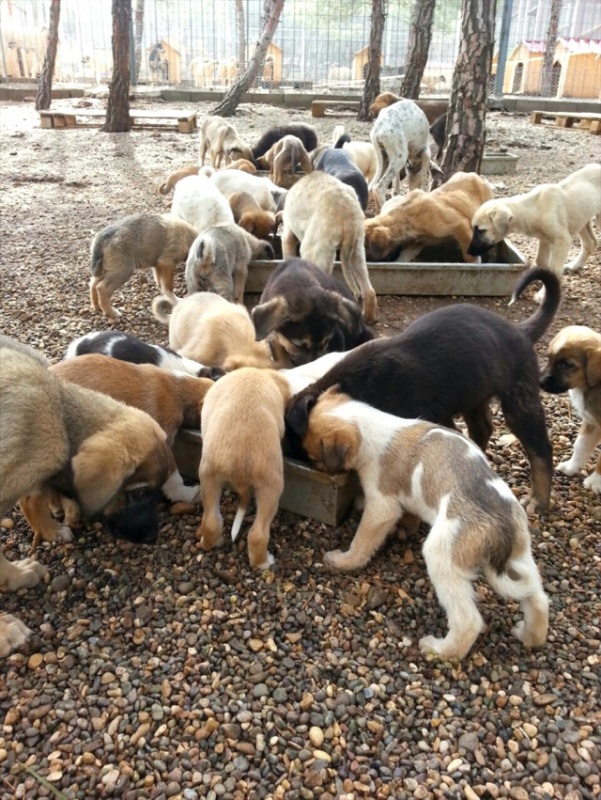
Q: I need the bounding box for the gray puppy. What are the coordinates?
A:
[185,223,273,302]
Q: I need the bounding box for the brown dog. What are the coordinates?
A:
[228,191,277,240]
[262,134,313,187]
[197,368,292,569]
[540,325,601,494]
[365,172,494,262]
[199,116,253,168]
[369,92,448,124]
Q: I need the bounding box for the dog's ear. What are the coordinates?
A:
[252,296,290,340]
[285,391,318,437]
[365,224,391,260]
[490,206,513,236]
[330,294,362,332]
[239,213,255,234]
[585,346,601,387]
[321,435,349,473]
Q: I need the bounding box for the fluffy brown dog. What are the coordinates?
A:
[199,116,253,168]
[540,325,601,494]
[365,172,494,262]
[197,368,292,569]
[229,191,277,240]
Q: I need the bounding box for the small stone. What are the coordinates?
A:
[464,787,479,800]
[533,693,557,706]
[4,708,20,726]
[151,704,164,721]
[101,672,116,685]
[0,518,14,529]
[102,769,120,791]
[509,788,529,800]
[166,781,181,797]
[222,723,241,740]
[28,654,44,670]
[309,727,325,748]
[523,723,538,738]
[47,771,63,782]
[170,502,196,515]
[50,574,71,593]
[313,750,331,763]
[459,732,480,752]
[447,757,463,773]
[252,683,269,699]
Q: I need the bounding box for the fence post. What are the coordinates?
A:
[494,0,514,96]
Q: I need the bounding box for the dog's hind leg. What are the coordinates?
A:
[324,495,398,572]
[281,224,299,259]
[94,276,125,320]
[89,276,101,312]
[197,474,224,550]
[247,479,283,570]
[153,262,179,304]
[463,404,494,451]
[343,243,378,324]
[565,221,597,272]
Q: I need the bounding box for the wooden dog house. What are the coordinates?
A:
[261,43,282,84]
[353,46,383,81]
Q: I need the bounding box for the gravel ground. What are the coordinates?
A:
[0,99,600,800]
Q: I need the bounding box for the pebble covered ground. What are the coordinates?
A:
[0,98,600,800]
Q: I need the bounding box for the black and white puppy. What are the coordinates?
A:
[286,268,561,514]
[65,331,218,378]
[312,146,369,211]
[252,258,375,367]
[252,123,319,166]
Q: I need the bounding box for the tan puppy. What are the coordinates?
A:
[540,325,601,494]
[159,165,200,195]
[332,126,376,183]
[227,158,257,174]
[199,115,253,168]
[281,171,378,324]
[301,388,549,660]
[229,191,276,240]
[197,368,292,569]
[152,291,277,369]
[369,92,448,124]
[262,134,313,187]
[365,172,494,262]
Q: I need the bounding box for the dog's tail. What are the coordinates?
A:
[512,268,561,344]
[90,235,104,277]
[334,132,351,149]
[151,294,177,324]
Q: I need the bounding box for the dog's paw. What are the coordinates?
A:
[583,471,601,494]
[511,620,546,649]
[175,484,201,504]
[41,524,73,545]
[0,557,48,592]
[252,551,275,571]
[322,549,362,571]
[0,615,34,658]
[564,260,583,273]
[419,635,457,659]
[557,459,581,477]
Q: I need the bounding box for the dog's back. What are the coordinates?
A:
[557,162,601,224]
[252,123,318,162]
[313,147,369,210]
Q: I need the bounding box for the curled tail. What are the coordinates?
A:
[334,132,351,149]
[151,294,177,324]
[511,268,561,343]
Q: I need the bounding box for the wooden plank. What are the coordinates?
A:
[38,108,197,133]
[311,99,360,117]
[590,119,601,134]
[529,111,544,125]
[530,110,601,134]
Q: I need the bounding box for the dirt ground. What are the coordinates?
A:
[0,99,600,800]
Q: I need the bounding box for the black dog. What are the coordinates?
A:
[314,145,369,210]
[252,123,319,165]
[429,113,447,157]
[286,268,560,512]
[252,258,375,367]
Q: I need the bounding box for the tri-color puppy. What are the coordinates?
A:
[540,325,601,494]
[301,388,550,660]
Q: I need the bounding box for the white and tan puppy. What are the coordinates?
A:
[540,325,601,494]
[197,368,292,569]
[469,163,601,278]
[199,115,253,168]
[171,174,234,234]
[332,125,377,183]
[152,291,277,369]
[301,388,549,660]
[205,167,284,213]
[281,171,378,324]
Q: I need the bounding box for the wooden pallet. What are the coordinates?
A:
[311,99,360,117]
[529,110,601,134]
[39,107,198,134]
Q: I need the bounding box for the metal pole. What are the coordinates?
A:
[494,0,514,96]
[129,4,136,88]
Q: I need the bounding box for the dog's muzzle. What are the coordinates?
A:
[104,487,162,544]
[467,228,495,257]
[540,374,568,394]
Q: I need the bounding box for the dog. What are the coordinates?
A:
[227,158,257,174]
[184,222,274,302]
[286,268,561,514]
[369,93,448,125]
[280,171,377,323]
[228,191,277,240]
[364,172,494,262]
[152,291,278,370]
[0,337,174,655]
[262,135,313,187]
[171,174,234,234]
[300,387,549,660]
[368,99,433,208]
[429,113,447,158]
[159,160,257,195]
[204,167,285,213]
[64,330,213,378]
[197,367,292,569]
[332,128,377,184]
[89,212,198,320]
[251,258,375,367]
[540,325,601,494]
[252,123,319,165]
[199,115,253,168]
[312,145,369,211]
[469,163,601,282]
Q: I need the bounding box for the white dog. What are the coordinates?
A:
[202,167,285,213]
[368,99,432,208]
[171,174,234,233]
[469,163,601,279]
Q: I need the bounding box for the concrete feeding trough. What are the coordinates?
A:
[480,151,519,175]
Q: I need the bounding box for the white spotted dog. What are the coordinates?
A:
[301,388,549,660]
[368,99,432,209]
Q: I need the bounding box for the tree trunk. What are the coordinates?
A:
[211,0,284,117]
[358,0,386,121]
[35,0,61,111]
[133,0,145,85]
[540,0,561,97]
[235,0,246,74]
[400,0,436,99]
[104,0,132,133]
[439,0,496,180]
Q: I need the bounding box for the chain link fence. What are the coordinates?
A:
[1,0,600,100]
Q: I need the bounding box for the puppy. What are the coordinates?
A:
[0,337,173,655]
[89,212,198,320]
[185,222,273,302]
[286,268,561,514]
[152,291,277,370]
[159,165,200,195]
[429,112,447,157]
[252,258,375,367]
[197,368,292,569]
[206,168,284,213]
[364,172,494,262]
[227,158,257,174]
[301,388,549,660]
[252,123,319,165]
[199,115,253,168]
[540,325,601,494]
[312,145,369,211]
[332,128,377,184]
[65,330,213,377]
[281,171,377,323]
[369,93,448,124]
[263,135,313,187]
[229,191,277,240]
[171,174,234,233]
[469,163,601,281]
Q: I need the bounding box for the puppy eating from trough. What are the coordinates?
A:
[298,387,549,660]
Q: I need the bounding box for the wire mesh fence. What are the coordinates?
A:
[1,0,600,100]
